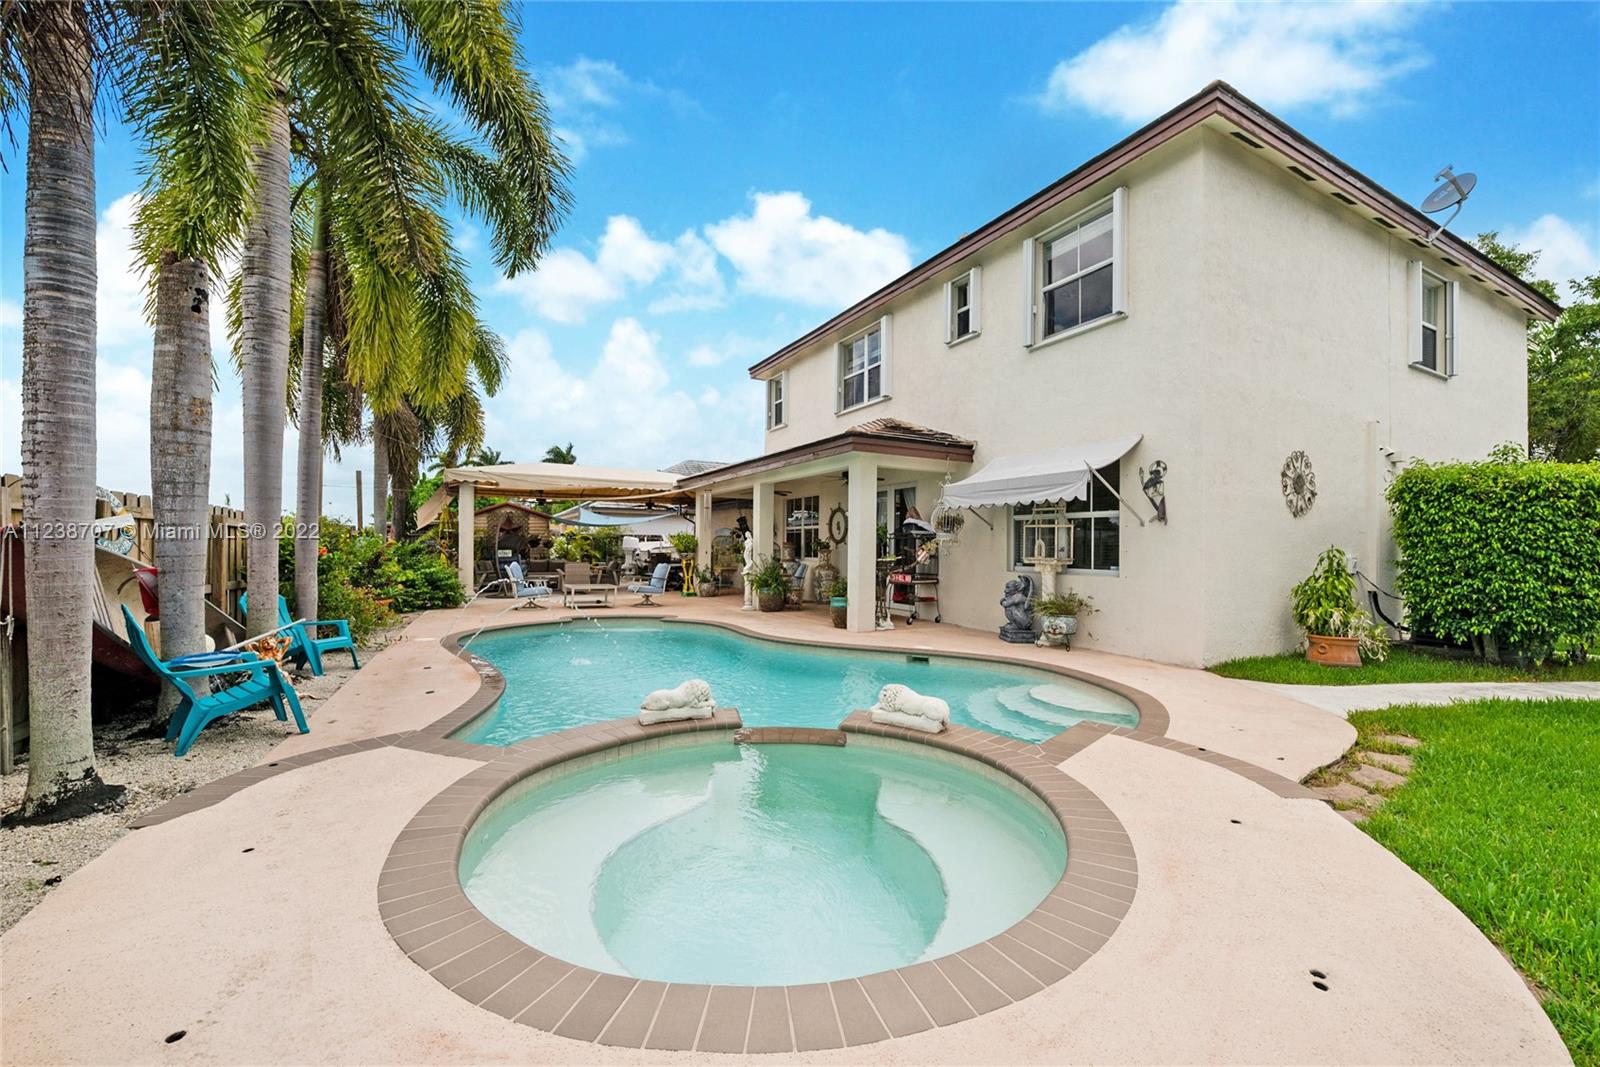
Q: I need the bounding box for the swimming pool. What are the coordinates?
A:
[457,620,1139,745]
[458,736,1067,986]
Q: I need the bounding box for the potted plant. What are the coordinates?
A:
[827,578,848,628]
[668,532,700,595]
[1291,546,1390,666]
[750,555,791,612]
[1034,590,1093,649]
[696,565,718,596]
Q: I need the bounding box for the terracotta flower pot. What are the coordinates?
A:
[1305,634,1361,667]
[757,588,785,612]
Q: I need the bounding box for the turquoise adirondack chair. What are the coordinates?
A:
[121,605,308,757]
[240,593,360,677]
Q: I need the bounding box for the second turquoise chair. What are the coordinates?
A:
[240,593,361,677]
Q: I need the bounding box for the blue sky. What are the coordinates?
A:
[2,0,1597,519]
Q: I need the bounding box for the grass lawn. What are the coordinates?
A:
[1348,698,1599,1064]
[1209,646,1600,685]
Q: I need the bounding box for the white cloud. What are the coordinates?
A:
[97,192,152,351]
[1036,0,1431,123]
[1502,214,1600,297]
[497,215,723,323]
[488,319,763,467]
[0,299,21,330]
[706,192,911,307]
[541,57,696,164]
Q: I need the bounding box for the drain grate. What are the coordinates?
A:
[165,1031,186,1044]
[906,655,930,664]
[1310,968,1330,991]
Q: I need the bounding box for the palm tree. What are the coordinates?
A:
[1,1,123,818]
[130,5,261,714]
[282,0,567,614]
[544,442,577,465]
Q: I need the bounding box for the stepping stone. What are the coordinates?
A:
[1338,808,1368,825]
[1374,734,1421,749]
[1314,782,1383,810]
[1364,751,1414,774]
[1349,763,1407,792]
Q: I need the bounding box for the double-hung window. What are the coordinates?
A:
[766,373,786,430]
[1025,189,1125,346]
[1009,463,1122,573]
[1419,270,1450,374]
[946,267,981,343]
[785,495,820,558]
[837,317,890,412]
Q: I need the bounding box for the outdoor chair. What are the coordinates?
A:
[628,563,672,606]
[504,562,553,609]
[240,592,360,677]
[122,605,308,758]
[786,562,808,606]
[562,562,594,588]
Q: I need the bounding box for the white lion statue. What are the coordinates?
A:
[869,683,949,734]
[639,679,716,725]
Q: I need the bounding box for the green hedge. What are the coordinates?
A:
[1387,456,1600,659]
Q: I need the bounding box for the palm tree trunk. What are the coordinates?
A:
[293,191,329,620]
[148,251,213,725]
[372,424,389,540]
[15,3,120,819]
[239,91,292,640]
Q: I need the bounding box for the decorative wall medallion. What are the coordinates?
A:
[1281,451,1317,517]
[827,505,849,543]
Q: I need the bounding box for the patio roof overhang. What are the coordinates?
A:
[415,461,691,528]
[676,419,976,491]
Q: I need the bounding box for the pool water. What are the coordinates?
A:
[459,739,1067,985]
[459,620,1139,745]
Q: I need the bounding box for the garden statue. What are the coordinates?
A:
[741,530,757,611]
[998,574,1036,643]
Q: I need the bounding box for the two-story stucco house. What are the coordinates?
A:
[681,82,1559,667]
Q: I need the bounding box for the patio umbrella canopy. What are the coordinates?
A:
[939,434,1143,508]
[414,462,688,528]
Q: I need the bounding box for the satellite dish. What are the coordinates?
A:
[1420,165,1476,244]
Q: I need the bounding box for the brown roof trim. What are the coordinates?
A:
[677,427,975,489]
[748,81,1558,378]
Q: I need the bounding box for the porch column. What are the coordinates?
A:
[694,490,713,571]
[457,481,475,593]
[845,452,878,631]
[751,481,776,564]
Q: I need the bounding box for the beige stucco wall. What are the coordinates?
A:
[749,126,1531,666]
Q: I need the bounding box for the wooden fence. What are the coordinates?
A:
[0,473,250,617]
[0,474,250,771]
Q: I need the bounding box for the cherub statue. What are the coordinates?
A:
[998,574,1035,643]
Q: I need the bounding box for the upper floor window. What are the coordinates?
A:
[1417,269,1453,375]
[1026,189,1125,346]
[837,317,890,412]
[1009,463,1122,574]
[766,373,786,429]
[946,267,981,344]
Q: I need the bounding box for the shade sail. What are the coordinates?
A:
[939,434,1143,509]
[414,462,687,529]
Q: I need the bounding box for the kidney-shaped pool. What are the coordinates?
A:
[457,620,1138,745]
[458,736,1068,986]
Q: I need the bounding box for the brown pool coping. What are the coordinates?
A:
[381,708,1139,1053]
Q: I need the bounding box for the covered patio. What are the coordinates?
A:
[678,420,976,630]
[413,462,693,593]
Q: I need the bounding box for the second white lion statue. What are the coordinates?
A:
[638,679,716,725]
[869,683,950,734]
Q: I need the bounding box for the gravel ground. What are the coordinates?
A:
[0,621,405,934]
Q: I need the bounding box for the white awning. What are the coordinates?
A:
[414,462,687,529]
[939,435,1142,509]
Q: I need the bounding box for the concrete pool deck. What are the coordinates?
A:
[0,596,1569,1064]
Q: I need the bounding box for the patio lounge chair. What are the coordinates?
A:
[240,593,360,677]
[628,563,671,606]
[504,562,553,608]
[121,605,308,757]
